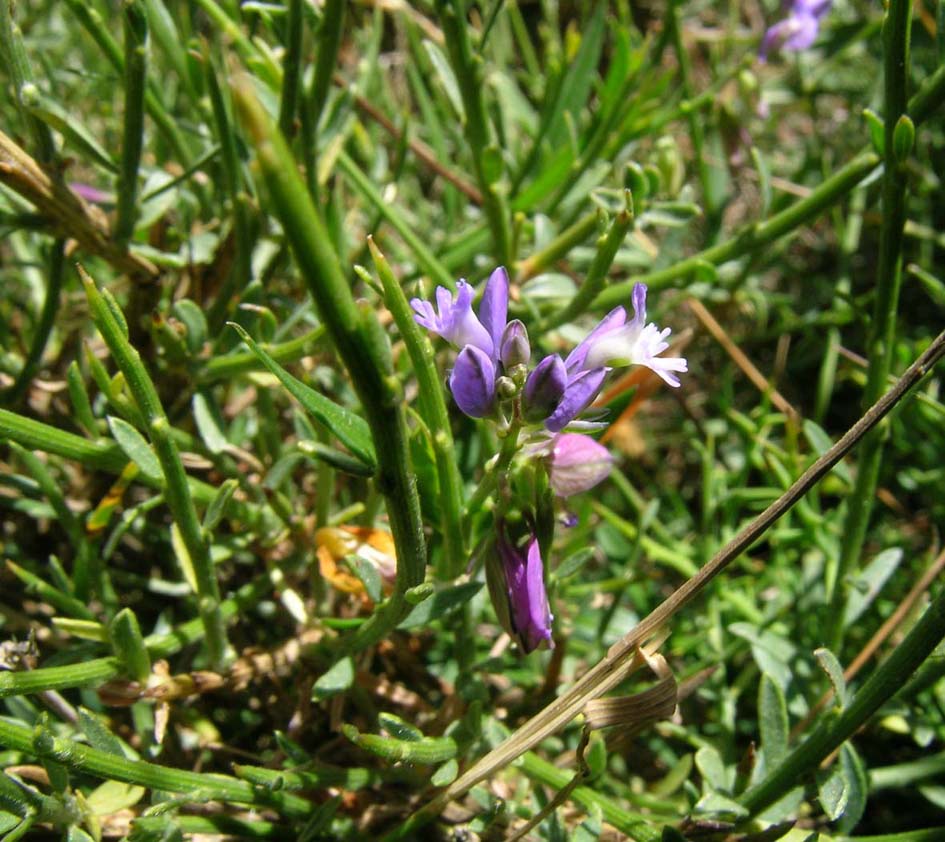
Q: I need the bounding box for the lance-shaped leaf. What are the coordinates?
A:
[228,322,375,469]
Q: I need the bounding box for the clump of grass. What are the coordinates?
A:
[1,2,945,840]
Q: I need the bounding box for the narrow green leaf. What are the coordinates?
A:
[431,758,458,786]
[107,416,162,482]
[109,608,151,683]
[312,657,354,701]
[423,40,465,119]
[836,743,868,832]
[78,708,127,758]
[203,478,238,533]
[815,647,849,708]
[228,323,375,469]
[397,582,482,630]
[759,673,789,769]
[192,393,228,454]
[844,548,904,626]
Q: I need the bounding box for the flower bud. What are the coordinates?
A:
[485,519,553,653]
[547,433,612,497]
[449,345,496,417]
[523,354,566,422]
[499,320,530,368]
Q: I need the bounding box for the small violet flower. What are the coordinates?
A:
[544,283,687,432]
[411,267,510,417]
[759,0,832,61]
[486,520,553,653]
[547,433,613,498]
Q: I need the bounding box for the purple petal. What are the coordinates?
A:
[499,319,530,368]
[564,306,626,374]
[523,354,567,422]
[504,535,552,653]
[449,345,496,417]
[548,433,613,497]
[544,368,607,433]
[411,281,494,355]
[630,283,647,328]
[478,266,509,358]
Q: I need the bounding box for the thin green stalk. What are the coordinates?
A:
[4,239,65,404]
[519,752,660,842]
[337,151,454,288]
[79,267,229,669]
[0,575,272,698]
[543,200,634,330]
[278,0,304,138]
[233,81,427,657]
[370,239,466,578]
[594,62,945,310]
[0,407,127,472]
[463,421,521,524]
[827,0,913,649]
[596,151,880,306]
[0,719,312,817]
[204,46,254,329]
[114,2,148,244]
[0,0,55,163]
[63,0,192,166]
[667,0,714,217]
[200,326,325,381]
[739,580,945,817]
[435,0,512,265]
[515,211,599,283]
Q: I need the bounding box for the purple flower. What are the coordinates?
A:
[523,354,567,422]
[411,281,494,357]
[539,284,685,432]
[759,0,832,61]
[486,520,553,653]
[412,267,511,418]
[450,345,496,417]
[547,433,612,497]
[568,283,687,388]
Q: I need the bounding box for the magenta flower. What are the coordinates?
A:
[547,433,612,497]
[486,520,553,653]
[759,0,832,61]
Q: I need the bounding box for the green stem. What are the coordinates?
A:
[234,82,427,657]
[114,2,148,244]
[80,268,229,669]
[740,580,945,817]
[370,239,466,578]
[4,239,65,404]
[593,62,945,310]
[0,719,312,817]
[204,46,254,330]
[0,0,55,163]
[515,211,599,283]
[826,0,913,650]
[299,0,343,198]
[519,752,660,842]
[463,422,521,525]
[543,201,634,330]
[667,0,713,217]
[278,0,304,137]
[337,151,454,289]
[0,575,272,698]
[435,0,512,265]
[63,0,193,166]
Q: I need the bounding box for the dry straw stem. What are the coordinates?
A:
[0,130,157,278]
[686,297,800,423]
[393,327,945,838]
